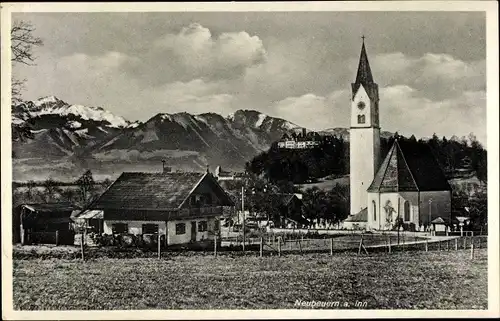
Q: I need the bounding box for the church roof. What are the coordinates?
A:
[355,42,374,85]
[351,41,378,101]
[368,139,451,193]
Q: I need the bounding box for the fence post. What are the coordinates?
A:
[463,237,467,249]
[260,236,263,257]
[80,232,85,261]
[388,235,391,253]
[438,240,441,251]
[425,239,428,252]
[278,236,282,257]
[157,233,161,259]
[55,230,59,246]
[358,235,363,255]
[447,239,450,251]
[455,238,458,251]
[470,239,474,260]
[299,239,302,253]
[214,235,218,257]
[330,238,333,256]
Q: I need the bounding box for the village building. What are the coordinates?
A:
[14,202,81,245]
[214,165,246,181]
[277,128,321,149]
[347,39,452,231]
[89,169,235,247]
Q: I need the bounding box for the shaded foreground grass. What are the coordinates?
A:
[13,249,487,310]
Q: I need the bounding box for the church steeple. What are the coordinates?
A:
[351,38,378,101]
[355,39,374,85]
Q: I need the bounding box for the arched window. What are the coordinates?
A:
[404,201,410,222]
[372,200,377,221]
[357,114,365,124]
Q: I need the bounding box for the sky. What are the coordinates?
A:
[13,11,487,145]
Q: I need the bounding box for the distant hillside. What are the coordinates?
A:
[247,134,487,185]
[12,97,303,181]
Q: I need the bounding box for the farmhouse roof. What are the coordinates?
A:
[430,217,446,224]
[368,139,451,193]
[344,207,368,222]
[21,202,81,213]
[90,171,234,210]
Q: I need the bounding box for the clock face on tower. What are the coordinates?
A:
[357,101,366,110]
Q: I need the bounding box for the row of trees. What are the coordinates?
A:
[219,175,350,228]
[12,170,112,208]
[247,132,487,184]
[246,135,348,184]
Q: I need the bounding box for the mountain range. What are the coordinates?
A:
[12,96,326,181]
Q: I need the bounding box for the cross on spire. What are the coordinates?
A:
[361,35,366,43]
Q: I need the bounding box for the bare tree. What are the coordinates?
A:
[11,20,43,105]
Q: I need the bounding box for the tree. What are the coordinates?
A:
[11,20,44,105]
[77,170,95,204]
[42,178,59,202]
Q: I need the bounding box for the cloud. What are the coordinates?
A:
[125,23,267,85]
[147,78,236,115]
[369,52,486,100]
[269,90,349,130]
[380,86,486,144]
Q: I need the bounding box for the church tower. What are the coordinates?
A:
[349,39,381,215]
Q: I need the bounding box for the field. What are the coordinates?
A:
[13,249,487,310]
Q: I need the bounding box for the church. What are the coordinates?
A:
[346,39,452,232]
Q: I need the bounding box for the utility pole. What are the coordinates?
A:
[242,185,245,252]
[429,199,433,236]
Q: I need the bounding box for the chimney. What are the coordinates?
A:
[302,128,307,138]
[162,159,171,173]
[206,164,210,173]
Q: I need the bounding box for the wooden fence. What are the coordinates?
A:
[219,233,488,259]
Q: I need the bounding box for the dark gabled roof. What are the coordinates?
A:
[344,207,368,222]
[368,140,451,193]
[21,202,81,213]
[355,42,374,85]
[351,41,378,101]
[274,193,302,207]
[91,171,234,210]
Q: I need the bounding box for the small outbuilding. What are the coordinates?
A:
[14,202,81,245]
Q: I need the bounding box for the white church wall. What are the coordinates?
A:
[398,192,420,225]
[419,191,452,227]
[350,127,380,215]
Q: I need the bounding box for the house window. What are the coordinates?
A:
[404,201,411,222]
[357,114,365,124]
[198,221,208,232]
[112,223,128,234]
[175,223,186,235]
[142,224,159,234]
[372,200,377,221]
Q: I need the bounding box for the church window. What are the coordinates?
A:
[357,114,365,124]
[404,201,410,222]
[372,200,376,221]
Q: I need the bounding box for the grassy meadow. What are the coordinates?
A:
[13,249,487,310]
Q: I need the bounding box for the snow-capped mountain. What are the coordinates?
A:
[11,97,309,180]
[13,96,132,128]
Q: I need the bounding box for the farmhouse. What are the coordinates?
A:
[89,169,235,247]
[14,202,80,245]
[273,193,308,228]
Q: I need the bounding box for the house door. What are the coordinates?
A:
[191,221,197,242]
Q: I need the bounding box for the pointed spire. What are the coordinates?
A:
[355,39,374,85]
